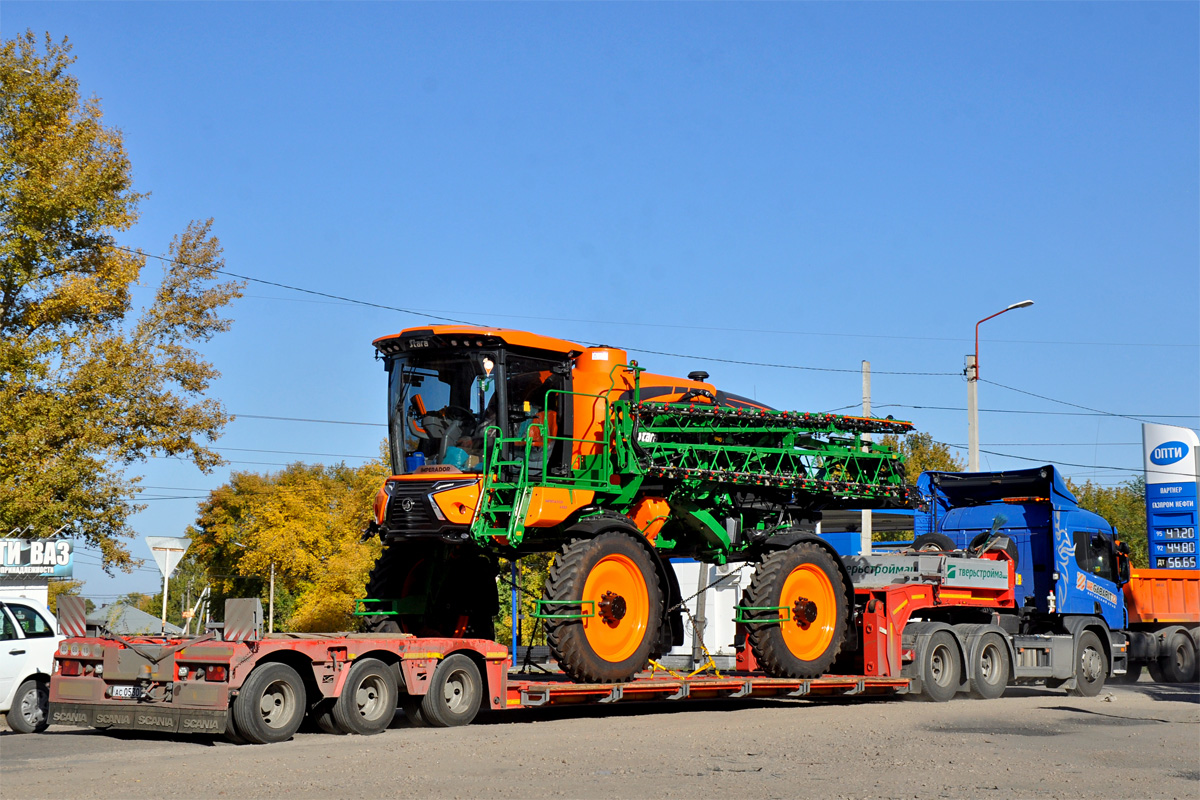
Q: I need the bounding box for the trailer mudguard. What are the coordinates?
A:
[900,621,969,696]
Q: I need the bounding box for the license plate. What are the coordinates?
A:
[111,685,142,700]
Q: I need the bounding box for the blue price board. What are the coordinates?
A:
[1143,424,1199,570]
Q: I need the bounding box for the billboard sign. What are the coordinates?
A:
[0,539,74,578]
[1142,423,1200,570]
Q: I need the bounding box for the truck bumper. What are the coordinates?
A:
[49,702,228,735]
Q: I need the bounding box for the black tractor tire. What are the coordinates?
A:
[5,678,49,733]
[543,532,664,683]
[911,533,956,553]
[1154,631,1198,684]
[919,631,962,702]
[1111,663,1142,684]
[418,654,483,728]
[331,658,398,735]
[362,542,433,634]
[967,633,1010,700]
[363,543,497,639]
[1066,631,1107,697]
[743,543,849,679]
[232,662,306,744]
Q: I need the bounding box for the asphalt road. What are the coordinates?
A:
[2,680,1197,799]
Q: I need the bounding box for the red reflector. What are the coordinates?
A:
[207,665,228,682]
[60,660,81,676]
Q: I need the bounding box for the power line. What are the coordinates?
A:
[876,403,1197,419]
[232,413,386,428]
[124,254,1196,349]
[939,441,1194,478]
[117,245,956,377]
[980,379,1170,425]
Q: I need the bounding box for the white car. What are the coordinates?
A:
[1,599,64,733]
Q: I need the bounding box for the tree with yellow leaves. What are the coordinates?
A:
[1,32,242,569]
[189,461,388,632]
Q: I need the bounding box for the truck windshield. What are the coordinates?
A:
[387,351,499,474]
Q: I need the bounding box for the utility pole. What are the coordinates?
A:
[968,300,1034,472]
[269,561,275,634]
[861,360,872,555]
[966,354,979,470]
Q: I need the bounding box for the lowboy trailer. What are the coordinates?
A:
[48,544,1117,744]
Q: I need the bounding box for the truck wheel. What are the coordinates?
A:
[968,633,1009,700]
[744,544,848,679]
[400,696,428,727]
[312,703,342,735]
[544,532,663,683]
[911,533,955,552]
[5,678,49,734]
[232,662,306,744]
[1111,663,1142,684]
[919,631,961,702]
[332,658,398,735]
[418,654,482,727]
[1155,632,1197,684]
[1067,631,1107,697]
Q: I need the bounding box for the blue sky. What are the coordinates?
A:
[5,2,1198,600]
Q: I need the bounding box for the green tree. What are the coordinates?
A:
[1067,475,1148,569]
[879,431,966,483]
[47,577,93,614]
[0,32,242,569]
[188,461,388,632]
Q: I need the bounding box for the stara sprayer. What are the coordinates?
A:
[359,326,913,682]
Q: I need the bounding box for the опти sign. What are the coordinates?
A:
[1142,423,1200,569]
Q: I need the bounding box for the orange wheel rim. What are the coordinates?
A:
[778,564,837,661]
[581,553,650,663]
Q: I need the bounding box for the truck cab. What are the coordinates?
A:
[917,466,1127,631]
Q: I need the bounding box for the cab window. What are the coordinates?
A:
[7,603,55,638]
[1073,531,1117,583]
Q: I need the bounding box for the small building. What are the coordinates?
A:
[86,603,184,637]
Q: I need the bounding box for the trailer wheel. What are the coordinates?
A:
[1154,632,1197,684]
[967,633,1009,700]
[544,532,663,683]
[400,696,428,727]
[418,654,482,728]
[1066,631,1107,697]
[744,544,848,679]
[5,678,48,734]
[232,662,306,744]
[312,704,342,735]
[332,658,398,735]
[918,631,961,702]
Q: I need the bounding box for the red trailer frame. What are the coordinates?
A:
[48,553,1017,743]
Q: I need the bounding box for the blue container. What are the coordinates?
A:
[405,452,426,472]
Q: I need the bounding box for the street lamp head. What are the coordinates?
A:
[1006,299,1034,310]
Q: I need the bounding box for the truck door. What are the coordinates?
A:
[1066,528,1125,628]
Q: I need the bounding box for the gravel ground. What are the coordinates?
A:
[2,680,1197,799]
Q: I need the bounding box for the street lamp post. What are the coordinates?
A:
[968,300,1034,470]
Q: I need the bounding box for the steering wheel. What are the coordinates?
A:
[440,405,476,423]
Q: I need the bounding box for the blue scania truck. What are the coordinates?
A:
[909,466,1199,687]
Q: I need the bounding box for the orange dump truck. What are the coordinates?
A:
[1119,569,1200,683]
